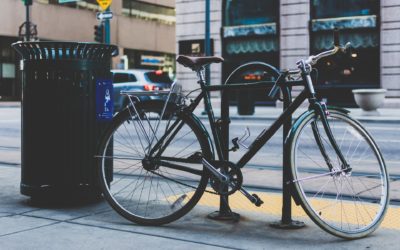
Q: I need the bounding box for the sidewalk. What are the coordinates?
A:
[0,102,20,109]
[0,165,399,249]
[1,101,400,249]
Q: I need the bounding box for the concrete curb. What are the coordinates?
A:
[195,115,400,124]
[1,102,398,123]
[194,110,400,123]
[0,102,20,108]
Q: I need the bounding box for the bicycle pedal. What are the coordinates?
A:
[252,194,264,207]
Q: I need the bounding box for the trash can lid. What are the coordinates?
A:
[12,41,118,61]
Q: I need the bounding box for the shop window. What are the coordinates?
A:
[223,0,279,56]
[225,0,278,26]
[310,0,380,106]
[312,0,378,19]
[222,0,279,106]
[1,63,16,79]
[0,36,19,99]
[179,39,214,57]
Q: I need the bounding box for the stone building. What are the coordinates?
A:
[176,0,400,108]
[0,0,175,101]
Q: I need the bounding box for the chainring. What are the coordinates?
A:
[210,164,243,196]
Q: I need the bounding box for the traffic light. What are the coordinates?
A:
[94,24,104,43]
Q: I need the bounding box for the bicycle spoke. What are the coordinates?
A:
[292,111,388,238]
[98,101,208,224]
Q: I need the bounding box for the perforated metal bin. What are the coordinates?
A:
[12,42,118,201]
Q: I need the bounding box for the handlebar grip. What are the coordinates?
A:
[333,28,340,46]
[267,84,280,100]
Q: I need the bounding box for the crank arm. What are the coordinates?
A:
[239,187,264,207]
[202,158,229,182]
[239,187,257,203]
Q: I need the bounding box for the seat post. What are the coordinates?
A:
[196,67,207,86]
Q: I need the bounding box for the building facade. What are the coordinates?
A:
[176,0,400,108]
[0,0,175,101]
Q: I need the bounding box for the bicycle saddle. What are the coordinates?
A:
[176,55,224,71]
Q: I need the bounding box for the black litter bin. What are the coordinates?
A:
[12,42,118,201]
[237,89,255,115]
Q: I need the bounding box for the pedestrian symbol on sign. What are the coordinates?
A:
[104,89,111,112]
[96,79,113,121]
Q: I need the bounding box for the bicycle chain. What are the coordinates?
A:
[148,160,242,196]
[149,170,219,195]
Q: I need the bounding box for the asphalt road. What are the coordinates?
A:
[1,106,399,199]
[1,106,400,249]
[1,107,399,170]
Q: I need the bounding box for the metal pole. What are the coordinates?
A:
[205,0,211,59]
[206,0,239,221]
[282,87,293,223]
[25,2,31,41]
[270,86,305,229]
[105,7,111,44]
[201,0,211,115]
[209,74,239,221]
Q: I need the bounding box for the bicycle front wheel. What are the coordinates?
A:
[289,110,389,239]
[96,100,212,225]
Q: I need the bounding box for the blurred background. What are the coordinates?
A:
[0,0,399,109]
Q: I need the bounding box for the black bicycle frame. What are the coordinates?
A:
[149,70,350,174]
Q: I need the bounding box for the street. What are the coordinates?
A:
[1,106,400,201]
[1,0,400,248]
[0,105,400,249]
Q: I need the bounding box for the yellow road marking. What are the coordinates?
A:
[194,191,400,230]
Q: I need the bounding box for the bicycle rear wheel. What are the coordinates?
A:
[96,100,211,225]
[289,110,389,239]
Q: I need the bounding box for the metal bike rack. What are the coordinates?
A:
[207,83,240,221]
[269,85,305,229]
[208,62,305,229]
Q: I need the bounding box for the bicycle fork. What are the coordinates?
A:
[289,104,352,186]
[312,102,351,174]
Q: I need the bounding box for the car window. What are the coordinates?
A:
[113,73,130,83]
[145,71,173,84]
[128,74,137,82]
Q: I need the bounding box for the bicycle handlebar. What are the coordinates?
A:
[267,42,352,99]
[303,42,351,67]
[303,28,347,67]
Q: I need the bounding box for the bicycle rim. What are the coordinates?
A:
[290,110,389,238]
[97,101,211,225]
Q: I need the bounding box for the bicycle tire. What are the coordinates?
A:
[289,109,389,239]
[96,100,212,225]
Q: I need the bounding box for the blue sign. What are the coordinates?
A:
[96,79,113,121]
[97,11,113,21]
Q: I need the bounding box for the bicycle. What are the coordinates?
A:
[95,38,389,239]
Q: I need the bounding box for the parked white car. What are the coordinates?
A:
[111,69,173,112]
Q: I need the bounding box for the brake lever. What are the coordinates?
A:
[341,42,352,53]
